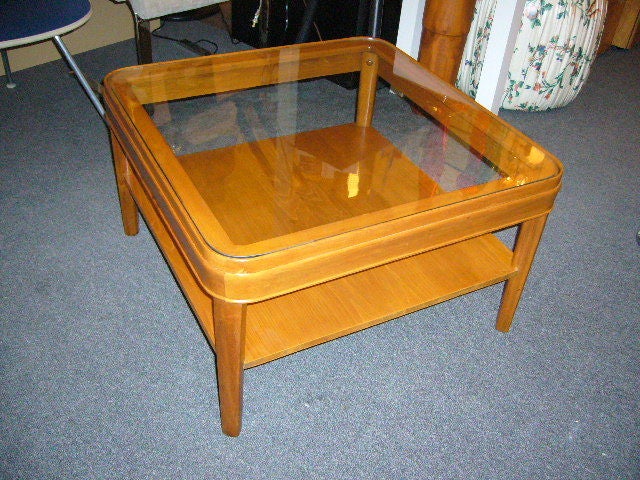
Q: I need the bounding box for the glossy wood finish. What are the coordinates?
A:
[177,124,442,250]
[496,214,548,332]
[598,0,625,54]
[418,0,475,83]
[599,0,640,53]
[103,38,563,435]
[213,299,246,437]
[110,132,139,235]
[612,0,640,49]
[356,51,379,126]
[244,233,516,368]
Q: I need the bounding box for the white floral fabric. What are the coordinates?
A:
[457,0,607,111]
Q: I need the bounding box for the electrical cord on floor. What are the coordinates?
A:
[151,20,219,56]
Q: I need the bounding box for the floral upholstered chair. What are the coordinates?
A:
[457,0,607,110]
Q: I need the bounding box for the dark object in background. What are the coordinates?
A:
[231,0,402,88]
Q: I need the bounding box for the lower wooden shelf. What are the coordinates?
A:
[243,233,516,368]
[126,154,516,371]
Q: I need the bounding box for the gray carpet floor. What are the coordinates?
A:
[1,18,638,479]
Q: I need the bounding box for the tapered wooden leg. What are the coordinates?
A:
[496,215,548,332]
[213,299,246,437]
[110,133,139,236]
[356,52,379,127]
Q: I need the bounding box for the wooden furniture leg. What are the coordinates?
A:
[213,299,247,437]
[496,215,548,332]
[418,0,476,84]
[356,51,379,127]
[110,134,139,236]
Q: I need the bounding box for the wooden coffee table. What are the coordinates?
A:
[103,38,562,436]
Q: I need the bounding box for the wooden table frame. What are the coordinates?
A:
[104,38,562,436]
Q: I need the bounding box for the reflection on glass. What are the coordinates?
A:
[105,38,561,256]
[150,79,504,246]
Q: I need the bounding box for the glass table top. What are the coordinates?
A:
[106,38,562,258]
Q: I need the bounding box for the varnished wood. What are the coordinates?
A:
[612,0,640,49]
[218,187,559,303]
[213,299,246,437]
[177,124,440,252]
[244,233,515,367]
[495,215,548,332]
[149,117,560,265]
[124,151,216,343]
[103,38,563,435]
[356,52,379,127]
[598,0,625,54]
[418,0,476,84]
[110,133,139,236]
[118,43,366,105]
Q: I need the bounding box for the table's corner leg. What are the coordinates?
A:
[212,298,247,437]
[495,214,549,332]
[109,132,139,236]
[356,51,379,127]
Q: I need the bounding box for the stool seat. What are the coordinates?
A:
[0,0,92,49]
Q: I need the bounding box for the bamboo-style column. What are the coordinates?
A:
[418,0,476,84]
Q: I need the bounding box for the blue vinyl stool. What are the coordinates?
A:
[0,0,104,118]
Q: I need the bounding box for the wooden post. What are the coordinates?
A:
[495,215,548,332]
[418,0,476,84]
[110,133,139,236]
[213,299,247,437]
[356,52,379,127]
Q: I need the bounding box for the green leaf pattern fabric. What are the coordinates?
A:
[456,0,607,110]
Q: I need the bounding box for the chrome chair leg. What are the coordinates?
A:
[52,35,105,118]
